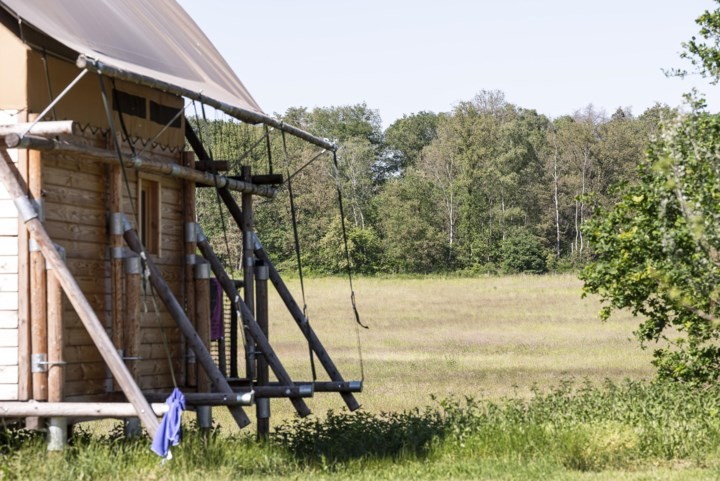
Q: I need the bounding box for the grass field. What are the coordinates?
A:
[260,273,655,424]
[6,274,718,481]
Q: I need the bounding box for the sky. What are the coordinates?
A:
[177,0,720,128]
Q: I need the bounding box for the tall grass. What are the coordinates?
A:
[3,380,720,480]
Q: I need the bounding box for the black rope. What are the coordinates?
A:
[281,131,317,382]
[331,150,368,382]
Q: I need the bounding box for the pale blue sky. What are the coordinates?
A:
[177,0,719,127]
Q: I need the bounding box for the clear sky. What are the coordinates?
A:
[177,0,719,128]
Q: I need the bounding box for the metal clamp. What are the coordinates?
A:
[31,353,66,373]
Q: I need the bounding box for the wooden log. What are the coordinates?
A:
[182,152,195,388]
[109,165,123,392]
[195,160,229,172]
[47,266,64,404]
[124,256,142,381]
[121,223,251,429]
[255,261,270,438]
[0,401,169,417]
[17,114,30,401]
[195,227,311,418]
[0,148,160,438]
[29,147,47,402]
[215,188,361,411]
[8,135,276,198]
[194,261,211,393]
[241,166,255,380]
[0,121,78,137]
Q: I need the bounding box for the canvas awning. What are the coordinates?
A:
[0,0,335,150]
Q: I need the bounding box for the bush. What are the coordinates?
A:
[500,229,548,274]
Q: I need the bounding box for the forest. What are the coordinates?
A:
[193,90,673,276]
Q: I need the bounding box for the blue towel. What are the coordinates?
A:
[151,388,185,458]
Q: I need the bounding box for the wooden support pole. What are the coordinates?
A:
[6,135,276,198]
[0,402,170,418]
[0,120,78,137]
[47,260,65,451]
[16,112,30,402]
[194,261,212,393]
[124,255,142,381]
[47,261,64,403]
[109,165,124,391]
[0,148,160,438]
[28,147,47,402]
[255,261,270,439]
[182,151,196,388]
[241,166,256,380]
[215,188,361,411]
[121,222,251,428]
[195,227,311,418]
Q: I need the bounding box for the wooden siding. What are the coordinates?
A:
[42,143,186,399]
[0,110,20,400]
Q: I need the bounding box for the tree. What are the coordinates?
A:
[383,111,440,177]
[581,109,720,383]
[581,2,720,384]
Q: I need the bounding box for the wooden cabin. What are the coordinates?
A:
[0,0,360,446]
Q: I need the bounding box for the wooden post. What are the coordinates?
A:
[183,151,196,388]
[241,166,255,380]
[229,296,238,378]
[17,112,30,402]
[122,223,251,428]
[194,261,211,393]
[255,261,270,439]
[47,257,65,451]
[29,146,47,403]
[215,187,361,411]
[124,255,141,381]
[109,165,124,391]
[0,148,160,438]
[195,228,311,417]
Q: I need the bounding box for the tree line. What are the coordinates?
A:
[193,90,672,276]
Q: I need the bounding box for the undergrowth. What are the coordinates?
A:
[2,379,720,480]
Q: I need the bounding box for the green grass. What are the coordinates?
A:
[5,274,715,480]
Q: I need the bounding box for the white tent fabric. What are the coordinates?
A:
[0,0,264,115]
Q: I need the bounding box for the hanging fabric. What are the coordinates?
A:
[151,387,186,459]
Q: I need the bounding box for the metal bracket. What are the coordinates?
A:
[31,353,66,373]
[28,238,40,253]
[185,222,197,243]
[110,212,124,236]
[14,195,38,223]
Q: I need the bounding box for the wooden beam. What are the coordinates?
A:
[17,112,30,401]
[255,261,270,438]
[47,265,64,403]
[0,121,78,137]
[182,151,195,388]
[194,261,211,393]
[0,148,160,438]
[29,147,47,402]
[5,135,276,198]
[124,255,141,382]
[121,223,251,429]
[195,227,311,418]
[0,401,169,418]
[109,165,123,391]
[241,166,255,380]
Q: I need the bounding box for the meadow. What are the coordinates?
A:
[3,274,720,481]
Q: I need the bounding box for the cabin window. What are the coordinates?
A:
[138,176,161,255]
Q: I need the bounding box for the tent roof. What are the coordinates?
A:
[0,0,263,115]
[0,1,335,150]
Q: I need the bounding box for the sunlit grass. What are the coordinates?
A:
[232,274,654,427]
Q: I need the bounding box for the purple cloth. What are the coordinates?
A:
[151,388,185,458]
[210,278,224,340]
